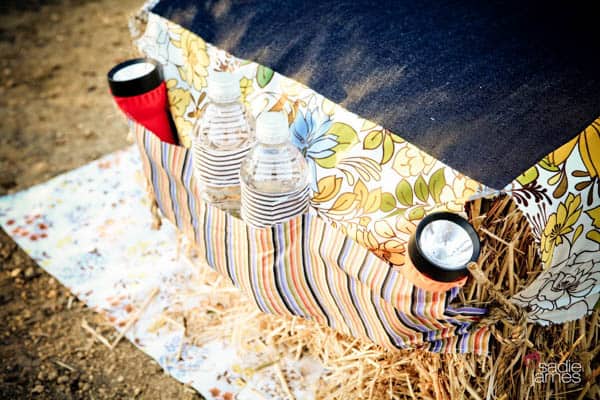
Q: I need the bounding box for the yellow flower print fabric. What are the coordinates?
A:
[137,14,599,326]
[510,120,600,325]
[540,193,583,267]
[170,25,210,91]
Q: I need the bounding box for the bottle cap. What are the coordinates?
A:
[207,71,241,103]
[256,112,290,144]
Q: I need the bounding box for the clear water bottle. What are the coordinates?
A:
[191,71,255,217]
[240,112,310,228]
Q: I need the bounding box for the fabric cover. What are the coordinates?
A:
[509,120,600,325]
[137,9,600,331]
[150,0,600,189]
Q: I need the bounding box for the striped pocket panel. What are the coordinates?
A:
[134,124,490,353]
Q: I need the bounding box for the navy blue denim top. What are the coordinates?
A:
[151,0,600,189]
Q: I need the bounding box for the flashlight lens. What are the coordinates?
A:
[419,220,473,270]
[112,62,156,82]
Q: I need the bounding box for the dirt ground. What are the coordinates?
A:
[0,0,202,398]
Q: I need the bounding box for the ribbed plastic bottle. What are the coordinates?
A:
[191,72,255,217]
[240,112,310,228]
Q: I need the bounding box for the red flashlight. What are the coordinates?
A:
[107,58,178,145]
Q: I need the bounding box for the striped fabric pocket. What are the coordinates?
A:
[134,123,490,353]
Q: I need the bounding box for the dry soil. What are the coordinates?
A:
[0,0,203,398]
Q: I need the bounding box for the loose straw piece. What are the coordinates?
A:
[467,262,522,321]
[368,368,381,400]
[53,359,76,372]
[82,319,112,350]
[111,287,160,349]
[404,373,416,399]
[274,362,295,400]
[480,228,525,255]
[146,182,162,230]
[507,242,515,294]
[559,333,586,364]
[176,317,187,361]
[462,379,483,400]
[587,310,598,349]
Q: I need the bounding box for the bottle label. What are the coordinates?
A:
[192,145,250,187]
[241,182,310,228]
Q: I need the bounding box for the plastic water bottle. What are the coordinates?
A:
[191,72,255,217]
[240,112,310,228]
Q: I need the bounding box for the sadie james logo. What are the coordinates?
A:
[524,352,582,384]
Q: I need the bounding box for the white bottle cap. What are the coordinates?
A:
[256,112,290,144]
[207,71,241,103]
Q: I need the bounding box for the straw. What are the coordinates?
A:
[111,287,159,349]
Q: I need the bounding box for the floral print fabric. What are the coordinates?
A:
[509,120,600,324]
[0,147,323,398]
[137,13,599,325]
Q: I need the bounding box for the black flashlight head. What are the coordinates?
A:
[408,211,480,282]
[107,58,163,97]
